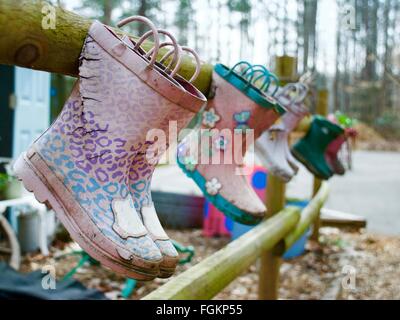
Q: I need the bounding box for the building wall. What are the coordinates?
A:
[0,65,14,158]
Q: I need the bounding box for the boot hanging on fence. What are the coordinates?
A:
[177,62,286,225]
[291,116,345,180]
[325,134,347,176]
[255,82,309,182]
[324,114,357,175]
[120,26,206,278]
[14,16,206,280]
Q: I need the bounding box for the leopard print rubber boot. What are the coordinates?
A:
[13,18,203,280]
[119,28,206,277]
[177,62,286,225]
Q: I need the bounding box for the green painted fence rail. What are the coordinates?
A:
[284,182,329,250]
[143,182,329,300]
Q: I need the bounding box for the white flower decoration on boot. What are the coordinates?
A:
[183,156,197,172]
[214,135,229,151]
[202,107,221,128]
[205,178,222,196]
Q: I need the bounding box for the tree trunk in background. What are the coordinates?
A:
[311,2,318,70]
[193,3,199,53]
[103,0,112,25]
[302,0,318,72]
[137,0,148,35]
[227,1,234,65]
[302,0,309,71]
[362,0,378,81]
[333,0,342,112]
[206,0,213,60]
[216,0,222,61]
[175,0,193,46]
[282,0,288,56]
[295,0,303,71]
[380,0,391,116]
[344,25,351,115]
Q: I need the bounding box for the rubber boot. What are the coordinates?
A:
[121,30,206,278]
[14,18,203,280]
[325,134,346,175]
[177,62,285,225]
[256,83,309,181]
[291,116,344,180]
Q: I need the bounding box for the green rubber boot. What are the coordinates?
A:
[291,116,344,180]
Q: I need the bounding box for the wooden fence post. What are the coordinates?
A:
[258,56,297,300]
[311,89,329,241]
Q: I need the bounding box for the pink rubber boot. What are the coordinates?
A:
[177,62,285,225]
[325,134,347,175]
[14,17,203,280]
[120,26,206,277]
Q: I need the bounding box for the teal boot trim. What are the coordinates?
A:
[214,63,286,115]
[177,156,262,226]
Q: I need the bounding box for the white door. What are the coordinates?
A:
[12,67,50,158]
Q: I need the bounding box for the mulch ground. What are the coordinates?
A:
[12,226,400,300]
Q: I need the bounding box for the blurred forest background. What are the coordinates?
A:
[52,0,400,141]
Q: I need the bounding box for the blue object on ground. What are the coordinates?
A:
[282,227,311,260]
[231,199,311,260]
[231,222,254,240]
[283,200,310,259]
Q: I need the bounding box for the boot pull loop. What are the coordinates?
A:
[159,45,181,69]
[279,83,299,103]
[159,46,201,83]
[147,42,182,76]
[293,83,309,103]
[262,72,280,96]
[249,70,272,92]
[117,16,160,68]
[280,83,308,105]
[241,65,270,90]
[226,61,254,90]
[241,64,268,78]
[229,61,253,78]
[180,47,202,83]
[141,29,182,77]
[299,71,315,85]
[244,65,279,94]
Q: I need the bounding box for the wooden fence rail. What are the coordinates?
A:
[143,183,329,300]
[0,0,213,95]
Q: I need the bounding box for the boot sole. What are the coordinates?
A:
[158,258,179,278]
[14,150,160,281]
[158,268,176,279]
[177,158,262,225]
